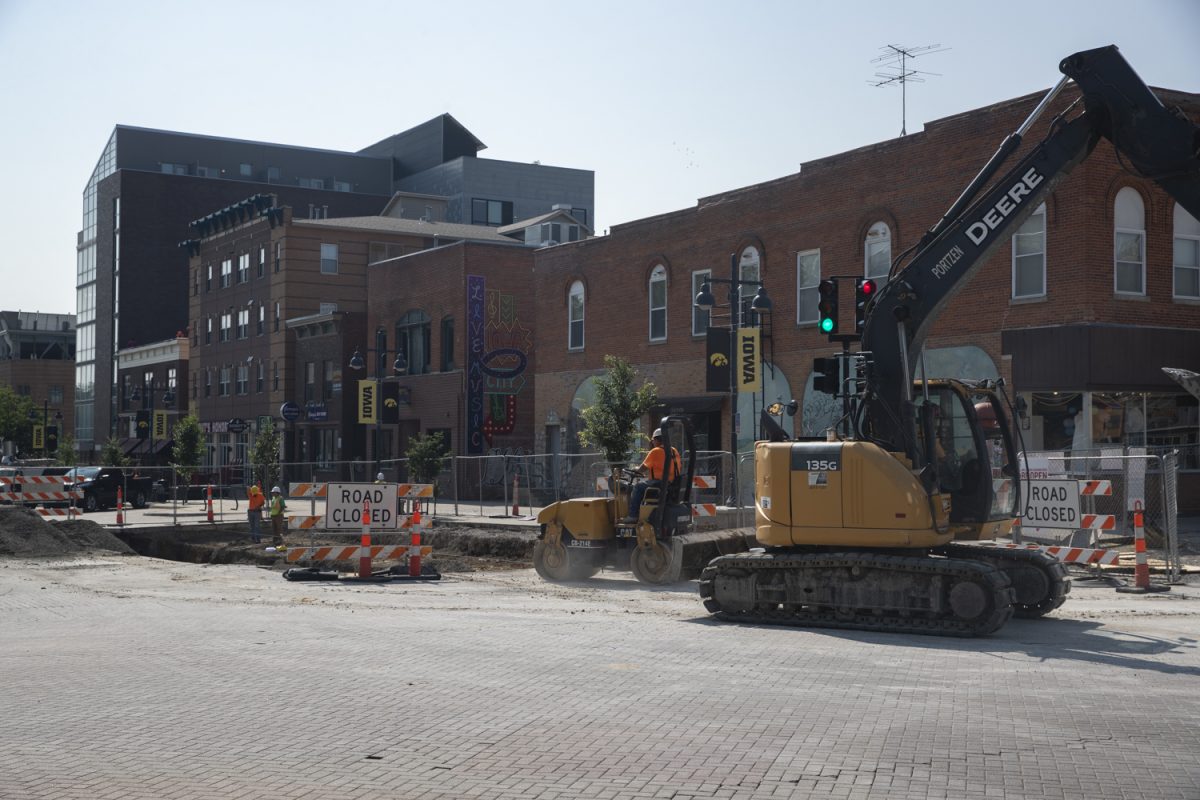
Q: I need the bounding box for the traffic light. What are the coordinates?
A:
[812,357,840,395]
[855,278,877,333]
[817,279,838,334]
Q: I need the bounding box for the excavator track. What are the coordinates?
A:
[698,551,1016,637]
[937,543,1070,619]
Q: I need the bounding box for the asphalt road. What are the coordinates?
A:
[1,555,1198,800]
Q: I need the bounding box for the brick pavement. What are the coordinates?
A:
[0,557,1198,799]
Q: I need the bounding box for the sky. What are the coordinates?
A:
[0,0,1197,316]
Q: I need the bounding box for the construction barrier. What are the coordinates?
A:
[284,544,433,563]
[691,503,719,518]
[35,508,79,521]
[287,513,431,532]
[1000,542,1120,566]
[1116,500,1170,594]
[0,475,82,506]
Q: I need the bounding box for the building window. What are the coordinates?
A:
[205,317,213,345]
[237,309,249,339]
[865,221,891,283]
[256,362,265,393]
[796,250,821,325]
[274,242,281,273]
[441,316,455,371]
[273,361,280,392]
[739,246,762,326]
[334,181,351,192]
[692,270,711,336]
[49,386,64,405]
[257,304,265,336]
[1012,203,1046,298]
[220,258,232,288]
[219,366,230,397]
[323,360,334,401]
[471,198,513,227]
[161,163,187,175]
[238,253,250,283]
[1114,187,1146,295]
[541,223,562,245]
[1173,203,1200,300]
[304,362,315,403]
[240,163,253,177]
[274,302,281,332]
[205,264,212,292]
[395,310,431,376]
[319,302,338,315]
[167,368,176,392]
[257,246,266,278]
[219,312,231,342]
[649,265,667,342]
[236,365,248,396]
[267,166,280,182]
[320,243,338,274]
[571,208,588,226]
[205,369,211,398]
[568,281,585,351]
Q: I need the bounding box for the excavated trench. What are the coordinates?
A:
[110,523,537,572]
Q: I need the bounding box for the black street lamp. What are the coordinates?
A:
[348,327,407,477]
[694,252,773,508]
[29,403,65,456]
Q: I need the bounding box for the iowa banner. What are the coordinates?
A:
[153,410,168,439]
[705,328,731,392]
[357,380,377,424]
[736,327,761,393]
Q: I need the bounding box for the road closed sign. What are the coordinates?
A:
[326,483,398,530]
[1023,479,1080,528]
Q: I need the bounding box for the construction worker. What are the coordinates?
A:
[375,472,386,484]
[268,486,286,547]
[246,485,265,544]
[623,428,682,524]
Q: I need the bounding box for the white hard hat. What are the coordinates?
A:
[271,486,281,494]
[652,428,663,439]
[376,472,385,481]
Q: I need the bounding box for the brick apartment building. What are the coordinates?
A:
[531,84,1200,507]
[187,199,528,478]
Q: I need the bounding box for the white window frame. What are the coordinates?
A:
[320,243,338,275]
[1011,203,1046,299]
[236,365,248,396]
[1114,187,1146,296]
[568,281,585,351]
[1173,203,1200,300]
[220,258,232,288]
[796,249,821,325]
[237,252,250,284]
[864,221,891,283]
[691,269,711,337]
[648,265,668,342]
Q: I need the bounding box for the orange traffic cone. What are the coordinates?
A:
[116,487,124,526]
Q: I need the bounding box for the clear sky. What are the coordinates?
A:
[1,0,1196,316]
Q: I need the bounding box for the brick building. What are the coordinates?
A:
[114,335,188,465]
[531,84,1200,506]
[0,311,75,459]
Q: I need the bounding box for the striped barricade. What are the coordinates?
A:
[1000,542,1120,566]
[285,544,433,563]
[288,512,431,532]
[691,503,719,518]
[35,508,80,522]
[1079,480,1113,496]
[1,490,82,504]
[1080,514,1116,530]
[0,475,74,487]
[288,482,327,499]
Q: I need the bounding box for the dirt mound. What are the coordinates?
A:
[0,507,135,558]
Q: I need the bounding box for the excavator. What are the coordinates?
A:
[700,45,1200,635]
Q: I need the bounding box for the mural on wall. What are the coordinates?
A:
[466,274,532,453]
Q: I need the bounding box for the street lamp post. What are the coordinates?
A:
[694,252,773,509]
[348,327,407,478]
[30,403,64,457]
[130,379,176,466]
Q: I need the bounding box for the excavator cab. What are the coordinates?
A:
[914,381,1019,539]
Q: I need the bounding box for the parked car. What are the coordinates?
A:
[65,467,155,512]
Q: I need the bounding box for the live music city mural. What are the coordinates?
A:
[466,274,532,454]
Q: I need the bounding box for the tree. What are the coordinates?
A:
[171,415,205,490]
[55,434,77,466]
[0,386,36,457]
[249,424,282,492]
[577,355,658,464]
[100,436,129,468]
[406,431,448,488]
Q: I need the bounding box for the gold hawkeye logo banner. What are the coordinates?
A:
[737,327,760,393]
[358,380,377,424]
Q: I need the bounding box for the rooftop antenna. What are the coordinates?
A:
[870,43,949,136]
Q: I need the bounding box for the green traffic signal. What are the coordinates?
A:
[820,317,834,333]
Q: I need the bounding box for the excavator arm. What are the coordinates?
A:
[861,45,1200,463]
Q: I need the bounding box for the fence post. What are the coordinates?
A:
[452,454,459,516]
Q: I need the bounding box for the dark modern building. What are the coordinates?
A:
[76,115,594,457]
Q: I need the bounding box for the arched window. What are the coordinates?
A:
[648,265,667,341]
[1012,203,1046,298]
[865,221,891,282]
[1173,202,1200,299]
[568,281,585,350]
[1114,187,1145,295]
[395,310,431,375]
[739,246,761,325]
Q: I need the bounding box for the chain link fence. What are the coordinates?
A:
[1018,447,1182,582]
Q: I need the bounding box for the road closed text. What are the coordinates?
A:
[1023,480,1080,528]
[326,483,399,529]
